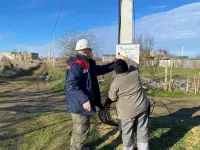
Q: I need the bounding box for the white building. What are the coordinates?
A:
[0,51,39,61]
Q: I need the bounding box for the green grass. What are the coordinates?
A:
[21,112,72,150]
[140,67,200,80]
[99,82,110,93]
[0,97,4,102]
[147,89,200,100]
[48,67,66,90]
[17,80,30,86]
[0,112,73,150]
[0,72,15,78]
[50,67,66,80]
[148,116,200,150]
[50,80,66,90]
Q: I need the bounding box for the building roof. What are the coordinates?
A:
[2,51,17,54]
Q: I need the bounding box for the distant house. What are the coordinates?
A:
[0,51,39,61]
[0,51,18,60]
[150,51,166,60]
[103,54,116,62]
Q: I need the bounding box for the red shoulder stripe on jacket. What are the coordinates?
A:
[69,60,88,69]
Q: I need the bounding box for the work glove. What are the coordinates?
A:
[96,103,104,110]
[104,98,113,107]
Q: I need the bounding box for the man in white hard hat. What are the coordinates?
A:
[66,39,123,150]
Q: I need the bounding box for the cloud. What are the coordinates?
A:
[149,5,168,9]
[89,2,200,57]
[136,3,200,40]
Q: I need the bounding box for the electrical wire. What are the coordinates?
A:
[133,0,136,43]
[98,98,172,127]
[118,0,121,44]
[52,0,64,36]
[98,99,118,127]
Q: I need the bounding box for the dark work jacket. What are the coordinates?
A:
[66,54,114,115]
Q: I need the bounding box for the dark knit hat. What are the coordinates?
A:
[114,59,129,74]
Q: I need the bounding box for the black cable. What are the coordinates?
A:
[118,0,121,44]
[98,100,118,127]
[133,0,136,43]
[52,0,64,36]
[98,98,173,127]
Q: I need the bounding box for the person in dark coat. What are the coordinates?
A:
[66,39,122,150]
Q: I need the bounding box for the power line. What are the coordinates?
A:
[133,0,136,43]
[155,45,200,49]
[50,0,64,67]
[118,0,121,44]
[52,0,64,36]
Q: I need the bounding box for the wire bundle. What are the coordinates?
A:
[98,98,118,127]
[98,98,172,127]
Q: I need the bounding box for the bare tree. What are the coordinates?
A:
[57,30,104,60]
[158,49,172,57]
[135,34,154,66]
[0,56,14,71]
[135,34,159,79]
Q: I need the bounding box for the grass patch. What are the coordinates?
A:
[0,72,14,78]
[147,89,200,100]
[99,82,110,93]
[48,79,65,91]
[49,79,66,90]
[49,67,66,81]
[17,80,30,86]
[149,117,200,150]
[0,97,4,102]
[21,112,72,150]
[48,66,66,90]
[140,67,200,80]
[0,112,72,150]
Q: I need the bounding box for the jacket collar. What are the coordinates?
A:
[77,54,88,62]
[116,72,129,77]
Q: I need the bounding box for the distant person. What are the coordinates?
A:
[42,72,49,83]
[108,59,150,150]
[66,39,123,150]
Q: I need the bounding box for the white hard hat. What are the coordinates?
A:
[75,39,91,51]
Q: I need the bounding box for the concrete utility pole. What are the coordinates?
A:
[182,46,184,57]
[118,0,133,44]
[51,34,55,67]
[48,47,51,64]
[117,0,140,64]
